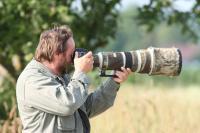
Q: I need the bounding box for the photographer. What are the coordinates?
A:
[16,25,132,133]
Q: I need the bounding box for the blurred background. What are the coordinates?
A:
[0,0,200,133]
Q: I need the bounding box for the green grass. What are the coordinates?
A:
[88,67,200,88]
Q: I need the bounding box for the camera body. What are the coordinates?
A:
[72,47,182,77]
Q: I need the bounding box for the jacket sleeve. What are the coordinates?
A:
[84,78,120,118]
[24,71,90,116]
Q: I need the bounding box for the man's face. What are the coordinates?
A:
[65,37,75,64]
[57,37,75,72]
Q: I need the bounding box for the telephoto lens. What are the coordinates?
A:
[72,47,182,77]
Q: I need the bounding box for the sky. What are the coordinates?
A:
[121,0,196,12]
[72,0,196,12]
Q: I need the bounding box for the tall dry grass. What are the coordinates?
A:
[1,84,200,133]
[91,84,200,133]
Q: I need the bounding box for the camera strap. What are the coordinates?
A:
[78,108,90,133]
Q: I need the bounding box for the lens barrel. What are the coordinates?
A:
[73,47,182,76]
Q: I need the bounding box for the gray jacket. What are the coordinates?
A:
[16,59,120,133]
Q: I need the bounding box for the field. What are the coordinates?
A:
[90,84,200,133]
[1,84,200,133]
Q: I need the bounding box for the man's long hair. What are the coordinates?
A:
[35,25,73,62]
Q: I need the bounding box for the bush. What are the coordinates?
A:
[127,67,200,87]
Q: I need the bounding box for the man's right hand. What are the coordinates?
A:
[74,51,94,73]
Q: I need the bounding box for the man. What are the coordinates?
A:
[16,25,132,133]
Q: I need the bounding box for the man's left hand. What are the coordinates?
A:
[113,67,132,84]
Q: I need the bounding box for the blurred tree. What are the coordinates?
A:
[0,0,120,120]
[105,6,194,52]
[0,0,120,83]
[136,0,200,41]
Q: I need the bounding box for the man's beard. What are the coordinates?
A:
[60,61,75,74]
[58,61,68,74]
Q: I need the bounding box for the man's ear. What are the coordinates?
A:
[52,52,61,61]
[56,53,65,58]
[55,50,63,56]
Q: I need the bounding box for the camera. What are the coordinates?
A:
[72,47,182,77]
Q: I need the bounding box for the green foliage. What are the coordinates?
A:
[0,80,15,120]
[67,0,120,50]
[0,0,69,80]
[105,6,195,52]
[0,0,120,82]
[127,67,200,88]
[136,0,200,41]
